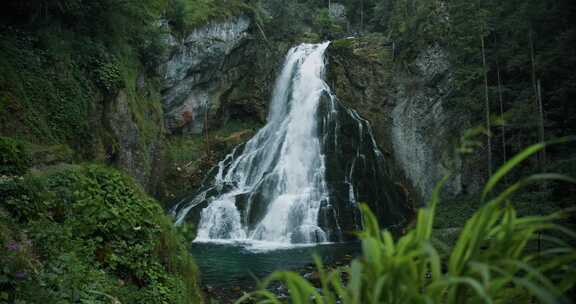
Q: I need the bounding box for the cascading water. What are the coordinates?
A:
[172,42,411,250]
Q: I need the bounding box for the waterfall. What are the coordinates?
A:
[172,42,410,250]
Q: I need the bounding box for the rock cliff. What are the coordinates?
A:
[327,37,482,204]
[160,15,275,135]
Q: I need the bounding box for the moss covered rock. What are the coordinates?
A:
[326,35,395,152]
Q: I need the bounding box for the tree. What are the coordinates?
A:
[495,49,507,164]
[481,32,493,177]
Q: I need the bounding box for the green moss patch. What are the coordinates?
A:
[161,119,261,202]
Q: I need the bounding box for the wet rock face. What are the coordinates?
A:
[327,39,481,205]
[390,44,483,202]
[318,94,411,240]
[390,44,463,202]
[162,15,251,88]
[160,15,253,134]
[326,39,393,150]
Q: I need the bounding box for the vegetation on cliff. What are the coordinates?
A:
[0,161,202,302]
[0,0,167,148]
[161,119,261,202]
[0,0,256,160]
[166,0,253,39]
[387,0,576,188]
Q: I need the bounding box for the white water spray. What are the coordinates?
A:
[175,43,332,248]
[172,42,411,251]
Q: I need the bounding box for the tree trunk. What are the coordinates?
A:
[529,29,546,260]
[537,79,546,164]
[360,0,364,34]
[496,54,506,164]
[481,34,492,178]
[529,29,546,168]
[529,30,538,100]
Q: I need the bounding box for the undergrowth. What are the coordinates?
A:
[0,164,202,303]
[239,141,576,304]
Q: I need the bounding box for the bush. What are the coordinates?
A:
[239,143,576,304]
[0,136,31,175]
[94,60,124,95]
[0,164,203,303]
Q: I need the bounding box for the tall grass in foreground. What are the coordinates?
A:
[237,142,576,304]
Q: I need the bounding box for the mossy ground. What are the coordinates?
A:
[160,119,262,203]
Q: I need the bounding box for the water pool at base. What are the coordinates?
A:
[190,242,361,287]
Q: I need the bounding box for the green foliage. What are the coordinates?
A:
[27,143,76,167]
[331,38,354,50]
[388,0,450,61]
[0,31,96,146]
[165,0,252,38]
[0,0,169,156]
[0,211,41,303]
[239,147,576,304]
[94,61,124,95]
[0,137,31,176]
[165,119,260,169]
[255,0,329,41]
[371,0,394,32]
[161,119,260,201]
[0,164,202,304]
[313,9,345,39]
[388,0,576,164]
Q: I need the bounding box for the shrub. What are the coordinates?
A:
[94,60,124,95]
[0,136,31,175]
[0,164,203,303]
[239,143,576,304]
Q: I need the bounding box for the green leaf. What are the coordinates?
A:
[482,142,545,201]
